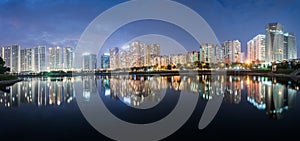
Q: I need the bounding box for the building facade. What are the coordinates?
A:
[265,23,284,62]
[49,46,63,70]
[82,53,97,70]
[283,32,297,60]
[247,34,266,62]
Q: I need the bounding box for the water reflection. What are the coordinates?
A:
[246,76,297,119]
[99,75,298,119]
[0,75,298,120]
[0,77,76,108]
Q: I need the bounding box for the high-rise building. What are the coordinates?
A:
[265,23,284,62]
[200,43,215,64]
[1,46,12,68]
[215,45,224,63]
[160,55,170,67]
[63,47,74,70]
[222,40,241,64]
[187,51,199,64]
[283,32,297,60]
[1,45,20,73]
[20,48,33,71]
[101,53,110,69]
[33,46,46,72]
[109,41,161,69]
[109,47,119,70]
[240,52,245,63]
[11,45,21,73]
[20,46,45,72]
[145,43,160,66]
[233,40,241,63]
[49,46,63,70]
[247,34,266,62]
[82,53,97,70]
[222,41,232,64]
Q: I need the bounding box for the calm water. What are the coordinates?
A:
[0,75,300,140]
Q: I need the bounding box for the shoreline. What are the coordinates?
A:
[0,78,23,86]
[15,70,300,79]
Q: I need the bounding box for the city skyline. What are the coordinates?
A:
[0,0,299,57]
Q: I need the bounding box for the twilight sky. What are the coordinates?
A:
[0,0,299,57]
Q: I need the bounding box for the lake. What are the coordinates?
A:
[0,75,299,140]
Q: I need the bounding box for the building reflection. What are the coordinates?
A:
[101,74,244,107]
[0,75,298,120]
[0,77,75,108]
[246,76,297,119]
[102,75,168,107]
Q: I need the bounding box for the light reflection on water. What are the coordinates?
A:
[0,75,298,119]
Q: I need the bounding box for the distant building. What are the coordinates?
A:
[215,45,224,63]
[63,47,74,70]
[82,53,97,70]
[101,53,110,69]
[160,55,170,67]
[49,46,63,70]
[240,52,245,63]
[0,45,20,73]
[1,46,12,68]
[200,43,215,64]
[20,48,33,72]
[33,46,46,72]
[222,40,241,64]
[145,43,160,66]
[247,34,266,62]
[283,32,297,60]
[109,41,161,69]
[187,51,199,64]
[109,47,119,70]
[265,23,284,62]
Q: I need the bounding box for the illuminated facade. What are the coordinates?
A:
[0,45,21,73]
[49,46,63,70]
[222,40,241,64]
[63,47,74,70]
[247,34,265,62]
[101,53,110,69]
[200,43,215,64]
[82,53,97,70]
[265,23,284,62]
[283,32,297,60]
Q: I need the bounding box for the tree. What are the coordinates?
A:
[167,64,172,70]
[0,57,9,74]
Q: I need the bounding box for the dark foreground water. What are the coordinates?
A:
[0,75,299,140]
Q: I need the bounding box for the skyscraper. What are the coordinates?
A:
[101,53,110,69]
[63,47,74,70]
[20,48,33,72]
[283,32,297,60]
[247,34,266,62]
[200,43,215,64]
[1,46,12,68]
[49,46,63,70]
[82,53,97,70]
[233,40,241,63]
[33,46,46,72]
[187,51,199,64]
[109,47,119,70]
[222,40,241,64]
[265,23,284,62]
[215,45,224,63]
[1,45,20,73]
[11,45,21,73]
[145,43,160,66]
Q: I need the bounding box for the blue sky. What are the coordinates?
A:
[0,0,299,57]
